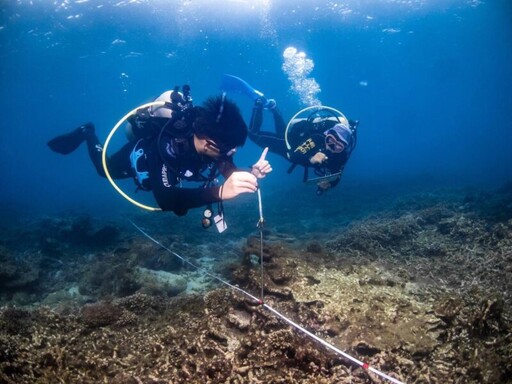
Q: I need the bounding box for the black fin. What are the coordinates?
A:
[47,123,94,155]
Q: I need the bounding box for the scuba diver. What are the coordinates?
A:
[248,98,358,194]
[47,85,272,219]
[221,74,357,194]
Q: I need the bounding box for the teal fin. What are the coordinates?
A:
[47,123,93,155]
[221,74,267,103]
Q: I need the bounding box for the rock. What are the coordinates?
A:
[227,309,252,331]
[135,267,188,297]
[352,340,381,356]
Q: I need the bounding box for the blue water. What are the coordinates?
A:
[1,0,511,218]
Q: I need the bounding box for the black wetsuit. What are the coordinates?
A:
[248,103,289,159]
[85,129,232,216]
[248,104,351,189]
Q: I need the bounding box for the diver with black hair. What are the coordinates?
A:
[48,85,272,217]
[248,98,358,194]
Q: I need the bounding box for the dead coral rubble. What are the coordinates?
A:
[326,202,512,308]
[0,188,511,383]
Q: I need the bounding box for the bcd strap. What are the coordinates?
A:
[286,163,297,174]
[130,139,151,191]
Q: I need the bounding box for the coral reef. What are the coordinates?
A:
[0,185,511,383]
[0,246,40,294]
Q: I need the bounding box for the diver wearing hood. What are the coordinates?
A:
[47,87,271,216]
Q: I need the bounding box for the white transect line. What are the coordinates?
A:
[130,221,260,301]
[264,304,405,384]
[130,221,405,384]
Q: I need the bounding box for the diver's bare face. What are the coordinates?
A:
[193,136,222,159]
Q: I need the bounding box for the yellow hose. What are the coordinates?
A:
[102,101,166,211]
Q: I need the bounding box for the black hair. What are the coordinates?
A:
[193,95,247,151]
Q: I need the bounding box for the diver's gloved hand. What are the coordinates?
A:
[220,171,258,200]
[251,147,272,179]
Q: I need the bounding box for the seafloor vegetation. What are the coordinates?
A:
[0,182,511,383]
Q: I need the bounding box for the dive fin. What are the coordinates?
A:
[221,74,267,103]
[47,123,94,155]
